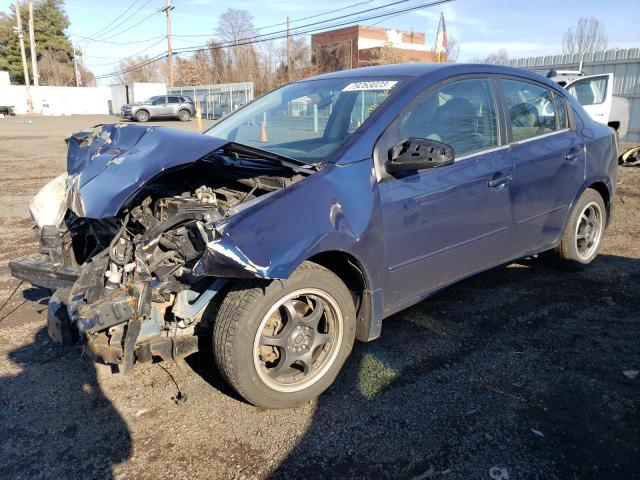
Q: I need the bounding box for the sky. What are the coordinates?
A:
[1,0,639,85]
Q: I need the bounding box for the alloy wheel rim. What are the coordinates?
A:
[575,201,603,261]
[253,288,343,393]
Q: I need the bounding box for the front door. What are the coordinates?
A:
[565,73,613,126]
[378,77,513,311]
[152,96,172,116]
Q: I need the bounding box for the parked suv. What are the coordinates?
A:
[120,95,195,122]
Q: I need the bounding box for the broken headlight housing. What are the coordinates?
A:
[29,173,68,228]
[67,174,86,218]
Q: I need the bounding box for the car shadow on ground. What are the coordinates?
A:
[0,292,131,480]
[265,254,640,479]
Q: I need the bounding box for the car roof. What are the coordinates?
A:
[307,63,562,91]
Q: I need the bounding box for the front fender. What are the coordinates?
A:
[194,159,383,287]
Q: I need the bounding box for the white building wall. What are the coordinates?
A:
[110,85,128,114]
[0,85,112,115]
[130,83,166,103]
[357,30,427,51]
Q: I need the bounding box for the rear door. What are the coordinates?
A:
[565,73,613,125]
[497,77,585,256]
[167,95,182,115]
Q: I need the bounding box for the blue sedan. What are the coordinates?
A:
[11,63,617,408]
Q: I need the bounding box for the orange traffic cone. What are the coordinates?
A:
[260,121,268,143]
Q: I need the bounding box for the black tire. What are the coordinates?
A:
[213,261,356,408]
[541,188,607,270]
[135,110,150,122]
[177,109,191,121]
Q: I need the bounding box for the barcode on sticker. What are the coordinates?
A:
[342,81,398,92]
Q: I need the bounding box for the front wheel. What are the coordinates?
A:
[213,262,356,408]
[542,188,607,270]
[135,110,150,122]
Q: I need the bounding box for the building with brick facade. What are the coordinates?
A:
[311,25,434,70]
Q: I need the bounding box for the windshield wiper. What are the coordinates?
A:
[223,142,318,173]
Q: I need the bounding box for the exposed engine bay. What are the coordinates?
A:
[10,124,316,371]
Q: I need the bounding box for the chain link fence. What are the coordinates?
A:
[168,82,254,119]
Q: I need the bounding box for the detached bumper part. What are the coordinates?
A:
[47,289,78,345]
[9,253,79,290]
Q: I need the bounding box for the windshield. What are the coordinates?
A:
[205,77,402,162]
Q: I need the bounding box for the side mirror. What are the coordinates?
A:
[386,137,455,174]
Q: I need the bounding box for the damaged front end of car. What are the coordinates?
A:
[10,123,316,372]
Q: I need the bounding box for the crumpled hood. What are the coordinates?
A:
[66,124,228,219]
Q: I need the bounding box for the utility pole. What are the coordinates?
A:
[164,0,174,88]
[73,46,81,87]
[286,16,291,82]
[14,0,33,112]
[27,0,38,86]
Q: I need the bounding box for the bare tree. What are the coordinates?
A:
[215,9,259,84]
[175,51,211,86]
[430,34,460,62]
[445,35,460,62]
[273,36,312,84]
[482,49,509,64]
[37,48,75,86]
[115,55,166,84]
[562,17,608,55]
[312,41,352,74]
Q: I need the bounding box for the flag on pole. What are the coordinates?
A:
[434,12,448,63]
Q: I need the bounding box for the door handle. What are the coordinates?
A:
[565,145,583,163]
[488,175,512,188]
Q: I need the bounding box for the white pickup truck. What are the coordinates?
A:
[548,70,638,165]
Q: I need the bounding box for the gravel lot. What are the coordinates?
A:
[0,115,638,480]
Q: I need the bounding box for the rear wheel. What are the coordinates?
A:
[542,188,606,270]
[177,109,191,121]
[213,262,356,408]
[135,110,150,122]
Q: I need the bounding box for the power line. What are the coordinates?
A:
[84,0,143,40]
[96,0,454,79]
[95,6,162,41]
[174,0,452,56]
[84,36,167,67]
[70,0,160,44]
[173,0,413,40]
[168,0,418,57]
[173,0,376,38]
[91,0,156,40]
[98,0,450,79]
[71,34,166,46]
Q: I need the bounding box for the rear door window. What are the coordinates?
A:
[397,78,499,157]
[168,96,180,104]
[500,79,558,141]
